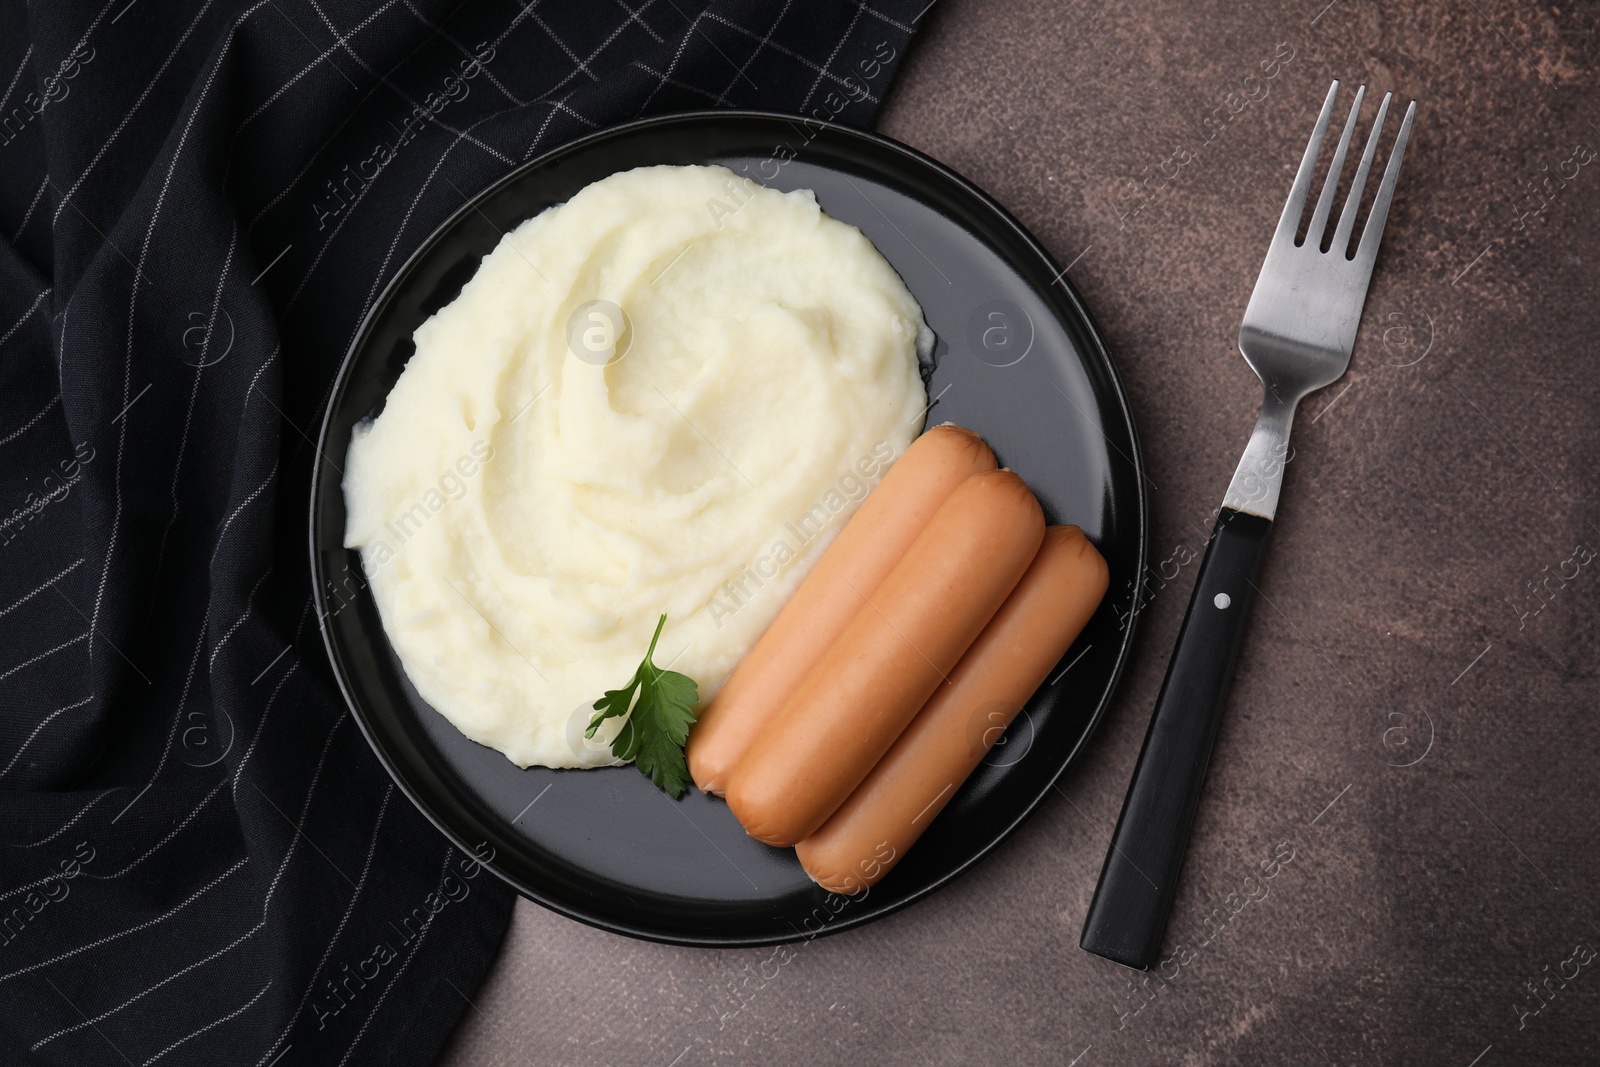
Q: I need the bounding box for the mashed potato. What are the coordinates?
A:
[343,165,930,769]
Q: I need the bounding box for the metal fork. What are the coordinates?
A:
[1080,81,1417,970]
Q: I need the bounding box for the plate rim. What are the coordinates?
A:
[310,108,1150,947]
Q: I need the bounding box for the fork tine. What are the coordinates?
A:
[1353,99,1418,268]
[1274,81,1340,246]
[1305,84,1365,250]
[1331,92,1391,257]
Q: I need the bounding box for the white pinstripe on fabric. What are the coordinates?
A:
[0,695,93,782]
[518,88,598,159]
[614,0,666,44]
[229,661,300,795]
[0,557,81,618]
[251,708,349,909]
[400,0,525,105]
[290,586,317,644]
[637,5,703,111]
[11,176,50,241]
[206,459,279,573]
[705,11,881,102]
[336,849,455,1067]
[56,0,125,91]
[513,0,661,107]
[715,0,793,106]
[4,792,111,850]
[208,565,273,666]
[0,287,50,349]
[0,393,59,449]
[0,779,225,904]
[630,59,722,104]
[0,632,88,683]
[300,0,515,167]
[138,978,273,1066]
[0,856,248,985]
[799,0,863,111]
[488,0,544,48]
[0,44,33,115]
[726,0,793,103]
[252,784,395,1067]
[241,66,389,230]
[86,780,225,882]
[530,9,601,82]
[0,488,61,534]
[51,0,228,225]
[239,0,402,130]
[849,0,915,34]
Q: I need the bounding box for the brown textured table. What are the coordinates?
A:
[440,2,1600,1063]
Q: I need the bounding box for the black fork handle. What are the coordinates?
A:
[1079,506,1273,969]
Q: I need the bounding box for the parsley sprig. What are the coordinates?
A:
[586,614,699,797]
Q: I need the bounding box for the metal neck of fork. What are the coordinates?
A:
[1220,385,1299,521]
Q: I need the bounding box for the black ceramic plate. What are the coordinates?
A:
[311,111,1147,946]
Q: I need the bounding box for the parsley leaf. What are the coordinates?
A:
[586,614,699,798]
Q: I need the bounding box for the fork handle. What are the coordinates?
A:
[1079,506,1273,969]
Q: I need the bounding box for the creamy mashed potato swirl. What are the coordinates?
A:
[343,165,929,769]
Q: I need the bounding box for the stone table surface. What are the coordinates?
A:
[440,2,1600,1064]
